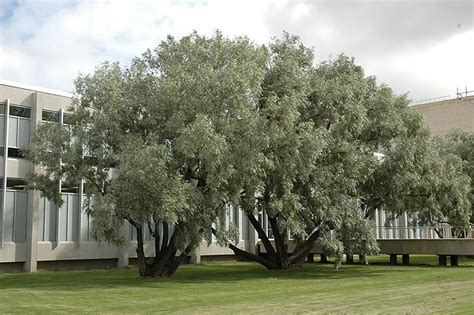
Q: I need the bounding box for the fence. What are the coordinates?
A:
[376,225,473,240]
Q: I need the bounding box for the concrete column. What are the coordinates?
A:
[450,255,459,267]
[390,254,398,265]
[439,255,447,266]
[117,250,129,268]
[402,254,409,265]
[54,109,63,249]
[116,222,130,268]
[24,93,40,272]
[24,190,40,272]
[189,247,201,264]
[0,99,9,247]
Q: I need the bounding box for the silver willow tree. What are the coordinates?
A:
[26,32,267,277]
[26,32,471,275]
[214,34,471,269]
[438,130,474,227]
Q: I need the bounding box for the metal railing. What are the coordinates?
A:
[410,87,474,106]
[376,226,473,240]
[410,95,452,106]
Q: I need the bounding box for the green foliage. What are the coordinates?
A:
[364,133,471,231]
[25,31,472,273]
[26,31,268,257]
[441,130,474,224]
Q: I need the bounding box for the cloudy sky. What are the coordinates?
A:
[0,0,473,101]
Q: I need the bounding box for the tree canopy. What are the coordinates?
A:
[440,130,474,226]
[26,31,472,276]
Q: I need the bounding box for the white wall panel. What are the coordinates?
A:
[58,194,68,241]
[14,191,27,242]
[8,117,18,147]
[3,191,15,242]
[67,194,80,241]
[241,214,249,240]
[45,198,57,242]
[0,116,5,146]
[80,201,90,241]
[38,197,46,241]
[18,119,31,147]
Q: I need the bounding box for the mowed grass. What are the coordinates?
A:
[1,255,474,314]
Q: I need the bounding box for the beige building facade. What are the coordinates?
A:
[411,95,474,136]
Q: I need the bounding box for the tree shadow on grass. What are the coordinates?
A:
[0,261,430,291]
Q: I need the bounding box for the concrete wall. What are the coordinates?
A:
[1,81,77,272]
[411,96,474,136]
[378,239,474,255]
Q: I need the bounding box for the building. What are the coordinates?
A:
[374,93,474,239]
[0,80,264,272]
[411,94,474,136]
[1,80,473,272]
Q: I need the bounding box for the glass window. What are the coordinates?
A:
[8,147,25,159]
[6,178,28,190]
[63,113,74,125]
[0,103,5,114]
[61,182,79,193]
[9,105,31,118]
[8,117,18,147]
[42,110,60,123]
[0,117,4,146]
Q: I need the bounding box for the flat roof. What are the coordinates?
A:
[0,79,74,98]
[411,95,474,109]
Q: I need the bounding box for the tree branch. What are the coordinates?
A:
[246,213,278,263]
[268,216,288,267]
[211,228,276,269]
[289,227,321,264]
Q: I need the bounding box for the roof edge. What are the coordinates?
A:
[0,79,74,98]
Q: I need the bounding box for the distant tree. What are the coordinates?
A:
[363,131,471,238]
[26,32,267,277]
[441,130,474,226]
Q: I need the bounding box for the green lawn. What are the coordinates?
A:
[1,255,474,314]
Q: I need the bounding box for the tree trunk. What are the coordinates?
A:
[217,213,321,270]
[246,214,279,263]
[132,221,191,278]
[346,253,354,264]
[211,227,277,269]
[135,225,148,276]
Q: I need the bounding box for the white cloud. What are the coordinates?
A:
[0,0,278,92]
[0,0,473,100]
[364,29,474,101]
